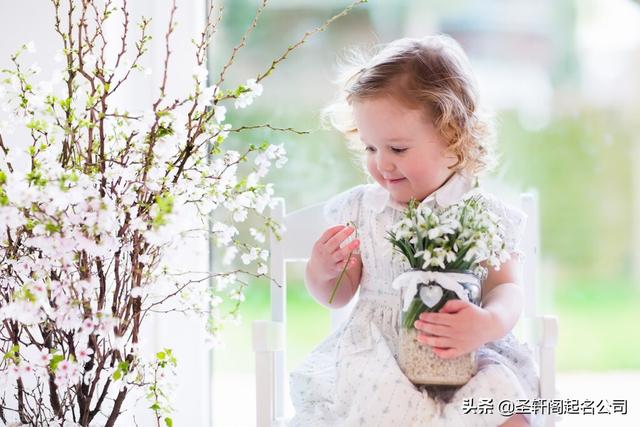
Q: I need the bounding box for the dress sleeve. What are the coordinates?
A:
[322,184,366,228]
[483,194,528,258]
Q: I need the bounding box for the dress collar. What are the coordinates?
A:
[364,171,478,214]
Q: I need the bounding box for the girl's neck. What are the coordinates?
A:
[391,170,458,208]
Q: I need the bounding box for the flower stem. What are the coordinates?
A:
[328,222,357,304]
[402,298,426,329]
[329,250,353,304]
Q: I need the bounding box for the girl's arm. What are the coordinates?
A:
[479,256,524,342]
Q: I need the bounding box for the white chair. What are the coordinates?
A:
[252,192,559,427]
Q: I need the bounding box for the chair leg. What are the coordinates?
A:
[253,320,285,427]
[538,315,559,427]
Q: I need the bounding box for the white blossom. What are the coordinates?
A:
[234,78,263,109]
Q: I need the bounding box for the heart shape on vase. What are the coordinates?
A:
[419,283,444,308]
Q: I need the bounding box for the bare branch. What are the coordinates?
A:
[214,0,268,89]
[255,0,368,84]
[229,123,310,135]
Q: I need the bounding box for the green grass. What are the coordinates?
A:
[213,272,329,374]
[554,278,640,371]
[213,275,640,374]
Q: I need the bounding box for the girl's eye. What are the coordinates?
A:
[365,146,376,153]
[391,147,408,153]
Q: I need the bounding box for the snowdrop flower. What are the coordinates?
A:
[388,194,510,278]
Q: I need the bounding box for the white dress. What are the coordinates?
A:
[288,173,543,427]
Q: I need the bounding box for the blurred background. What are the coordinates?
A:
[209,0,640,425]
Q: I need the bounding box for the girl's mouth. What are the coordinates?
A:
[387,178,406,185]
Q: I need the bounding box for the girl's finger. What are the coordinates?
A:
[331,239,358,264]
[319,225,349,244]
[416,332,453,349]
[339,239,359,258]
[418,312,452,327]
[414,320,451,338]
[334,254,357,271]
[432,347,458,360]
[327,226,355,252]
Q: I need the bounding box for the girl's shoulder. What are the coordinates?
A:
[473,190,528,255]
[322,184,370,226]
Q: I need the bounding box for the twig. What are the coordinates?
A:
[215,0,268,89]
[254,0,368,84]
[229,123,309,135]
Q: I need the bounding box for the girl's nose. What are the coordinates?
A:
[377,156,395,172]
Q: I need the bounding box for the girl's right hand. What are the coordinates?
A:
[309,224,361,282]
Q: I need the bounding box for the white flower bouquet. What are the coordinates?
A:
[387,194,511,385]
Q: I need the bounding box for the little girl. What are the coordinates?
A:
[289,35,541,427]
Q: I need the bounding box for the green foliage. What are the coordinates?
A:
[26,168,48,187]
[112,360,130,381]
[49,352,65,371]
[148,348,177,425]
[13,286,37,303]
[555,278,640,370]
[156,348,177,368]
[499,109,633,278]
[0,171,7,205]
[2,344,20,364]
[152,192,174,228]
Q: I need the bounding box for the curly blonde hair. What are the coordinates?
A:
[321,34,496,175]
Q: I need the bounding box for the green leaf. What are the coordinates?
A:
[164,417,173,427]
[50,353,65,371]
[2,344,20,360]
[45,222,61,233]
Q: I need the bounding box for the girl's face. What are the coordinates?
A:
[352,95,457,206]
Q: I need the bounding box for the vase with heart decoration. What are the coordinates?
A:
[387,195,511,386]
[393,269,482,386]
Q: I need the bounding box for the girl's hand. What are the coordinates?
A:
[309,224,361,283]
[412,299,496,359]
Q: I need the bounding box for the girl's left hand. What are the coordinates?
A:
[413,299,495,359]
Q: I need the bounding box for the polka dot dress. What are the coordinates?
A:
[289,174,543,427]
